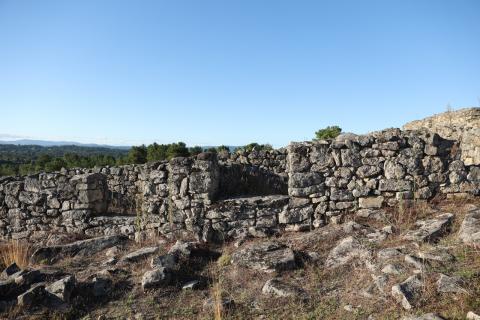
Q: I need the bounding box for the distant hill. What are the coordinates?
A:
[0,144,130,164]
[0,139,131,149]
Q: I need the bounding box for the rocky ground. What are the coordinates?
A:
[1,199,480,320]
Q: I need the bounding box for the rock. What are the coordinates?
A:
[458,209,480,245]
[91,277,112,297]
[168,240,198,258]
[45,275,76,302]
[381,264,404,275]
[436,274,466,293]
[342,221,364,233]
[377,248,403,261]
[17,283,47,309]
[262,279,307,299]
[231,241,296,273]
[105,246,120,257]
[359,197,384,209]
[14,269,42,286]
[417,248,454,262]
[402,314,445,320]
[403,213,453,242]
[119,246,158,263]
[182,280,201,290]
[1,263,20,278]
[151,253,178,269]
[391,274,423,310]
[467,311,480,320]
[404,255,425,270]
[325,236,370,268]
[142,267,172,290]
[31,235,126,264]
[203,297,234,312]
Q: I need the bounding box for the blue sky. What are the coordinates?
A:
[0,0,479,147]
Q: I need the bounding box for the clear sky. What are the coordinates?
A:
[0,0,479,147]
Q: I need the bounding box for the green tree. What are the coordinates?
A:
[315,126,342,140]
[236,143,273,152]
[189,146,203,156]
[44,158,67,172]
[147,143,168,162]
[166,142,189,159]
[216,145,230,152]
[127,145,148,164]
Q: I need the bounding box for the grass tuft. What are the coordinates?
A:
[0,240,30,270]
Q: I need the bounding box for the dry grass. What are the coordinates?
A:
[208,263,225,320]
[0,240,30,269]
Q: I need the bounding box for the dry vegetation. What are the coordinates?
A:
[1,198,479,320]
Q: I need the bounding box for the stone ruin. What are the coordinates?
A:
[1,110,480,244]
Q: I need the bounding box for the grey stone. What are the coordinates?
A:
[436,274,466,293]
[262,279,307,299]
[17,283,46,308]
[31,235,126,263]
[119,246,158,263]
[359,196,384,209]
[391,274,423,310]
[458,209,480,245]
[151,254,178,269]
[403,213,453,242]
[231,241,296,272]
[325,236,370,268]
[142,267,172,290]
[182,280,201,290]
[1,263,20,278]
[45,275,76,302]
[91,276,111,297]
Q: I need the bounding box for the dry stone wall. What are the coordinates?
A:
[287,128,480,228]
[0,128,479,243]
[403,108,480,165]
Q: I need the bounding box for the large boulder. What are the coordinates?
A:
[403,213,453,242]
[231,241,295,272]
[31,235,126,263]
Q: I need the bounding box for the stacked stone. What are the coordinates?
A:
[286,129,480,227]
[221,148,288,176]
[0,171,107,241]
[403,107,480,165]
[204,195,289,240]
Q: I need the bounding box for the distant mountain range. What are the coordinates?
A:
[0,139,131,150]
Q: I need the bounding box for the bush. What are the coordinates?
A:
[236,143,273,153]
[315,126,342,140]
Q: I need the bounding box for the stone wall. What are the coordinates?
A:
[286,128,480,228]
[1,128,479,243]
[403,108,480,165]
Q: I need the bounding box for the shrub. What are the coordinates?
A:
[315,126,342,140]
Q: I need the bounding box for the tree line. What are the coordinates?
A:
[0,142,274,177]
[0,123,342,177]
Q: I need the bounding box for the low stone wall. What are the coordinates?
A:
[1,128,479,243]
[286,128,480,228]
[403,108,480,165]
